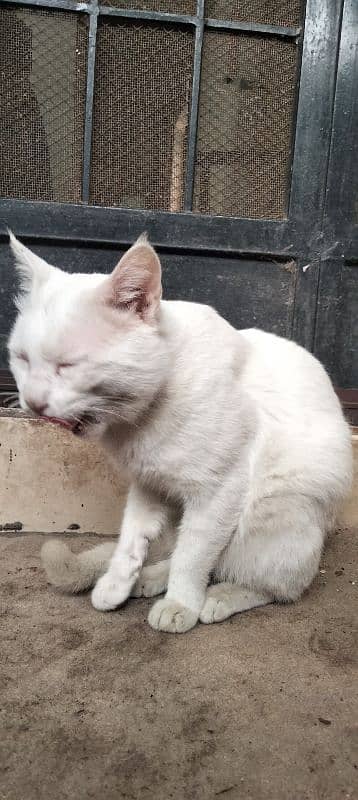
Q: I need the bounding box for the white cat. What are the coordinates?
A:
[8,232,352,633]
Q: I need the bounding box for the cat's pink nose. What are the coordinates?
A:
[26,399,47,416]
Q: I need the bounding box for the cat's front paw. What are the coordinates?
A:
[91,572,131,612]
[148,598,198,633]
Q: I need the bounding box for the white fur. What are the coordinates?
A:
[9,233,352,633]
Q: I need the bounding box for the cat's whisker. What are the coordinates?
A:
[95,394,136,405]
[99,407,139,429]
[2,392,20,406]
[7,399,21,409]
[98,394,127,400]
[99,408,128,422]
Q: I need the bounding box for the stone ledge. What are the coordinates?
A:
[0,411,128,534]
[343,431,358,528]
[0,411,356,534]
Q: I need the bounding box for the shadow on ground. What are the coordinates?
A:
[0,529,357,800]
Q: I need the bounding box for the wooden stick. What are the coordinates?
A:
[170,101,189,212]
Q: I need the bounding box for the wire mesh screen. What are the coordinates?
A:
[90,20,194,211]
[205,1,304,27]
[193,32,297,219]
[0,7,87,203]
[99,1,196,12]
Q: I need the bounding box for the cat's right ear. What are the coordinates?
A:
[9,230,53,293]
[102,234,162,322]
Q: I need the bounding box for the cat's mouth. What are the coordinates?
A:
[41,414,97,436]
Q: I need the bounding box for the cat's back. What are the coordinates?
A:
[239,328,352,498]
[239,328,339,414]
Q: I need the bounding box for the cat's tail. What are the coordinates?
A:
[41,539,115,593]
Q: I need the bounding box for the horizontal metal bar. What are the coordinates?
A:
[98,6,197,26]
[205,17,301,38]
[0,0,302,37]
[0,0,91,11]
[0,370,16,392]
[98,7,301,38]
[0,199,299,258]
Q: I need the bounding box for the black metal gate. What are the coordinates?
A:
[0,0,356,394]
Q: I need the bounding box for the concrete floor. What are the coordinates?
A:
[1,529,357,800]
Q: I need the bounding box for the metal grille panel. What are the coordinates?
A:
[90,20,194,211]
[193,32,298,219]
[0,7,87,203]
[99,1,196,13]
[205,1,303,27]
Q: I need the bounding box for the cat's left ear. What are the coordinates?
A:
[105,234,162,321]
[8,230,53,293]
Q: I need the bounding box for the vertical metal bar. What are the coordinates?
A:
[312,0,357,386]
[289,0,344,354]
[289,0,344,232]
[184,0,205,211]
[322,0,358,242]
[82,1,98,203]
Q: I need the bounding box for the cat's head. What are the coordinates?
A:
[8,232,168,437]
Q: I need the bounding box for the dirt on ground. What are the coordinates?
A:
[0,529,357,800]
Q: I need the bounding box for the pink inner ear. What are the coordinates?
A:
[113,289,147,315]
[107,241,162,319]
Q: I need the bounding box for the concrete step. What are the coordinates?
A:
[0,409,356,535]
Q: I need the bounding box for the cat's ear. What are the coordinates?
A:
[9,230,53,293]
[104,234,162,321]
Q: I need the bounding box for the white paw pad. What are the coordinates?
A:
[148,599,198,633]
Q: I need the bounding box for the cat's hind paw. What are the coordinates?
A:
[199,589,233,624]
[131,561,168,598]
[148,598,198,633]
[200,583,270,623]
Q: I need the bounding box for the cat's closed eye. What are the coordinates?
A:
[14,352,29,363]
[56,362,75,373]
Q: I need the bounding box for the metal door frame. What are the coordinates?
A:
[0,0,355,388]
